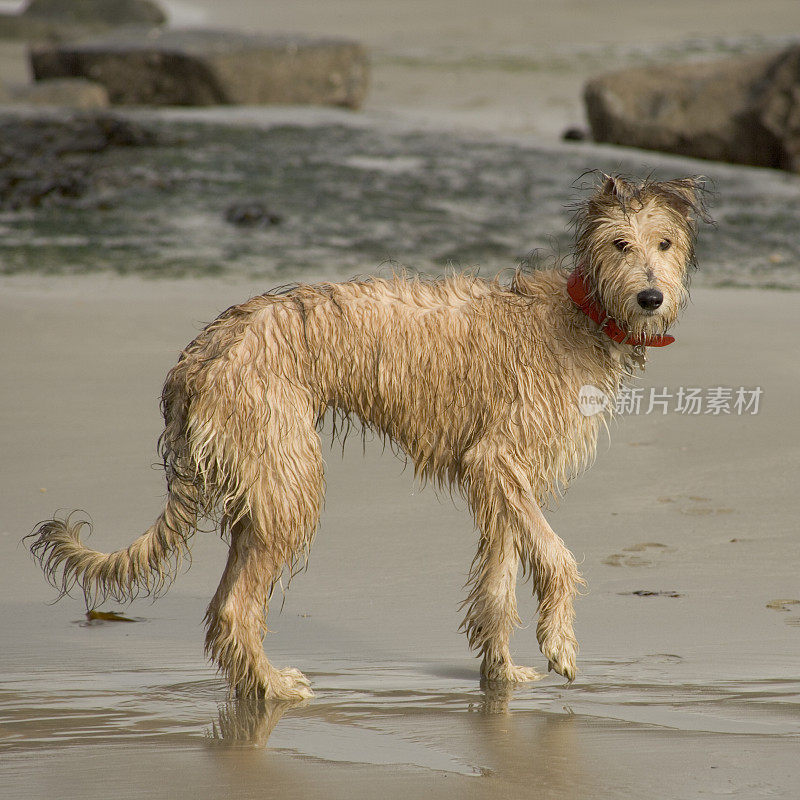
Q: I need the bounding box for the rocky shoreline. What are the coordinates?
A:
[0,1,798,285]
[1,0,800,173]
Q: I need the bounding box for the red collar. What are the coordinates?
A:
[566,268,675,347]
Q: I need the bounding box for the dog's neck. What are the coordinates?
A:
[566,266,675,348]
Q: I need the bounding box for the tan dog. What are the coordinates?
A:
[28,174,707,700]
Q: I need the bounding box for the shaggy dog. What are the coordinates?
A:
[28,174,707,700]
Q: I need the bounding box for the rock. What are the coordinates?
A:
[0,0,164,41]
[584,50,787,169]
[0,13,81,40]
[0,112,161,209]
[8,78,109,108]
[22,0,167,26]
[31,28,369,109]
[755,47,800,173]
[561,126,587,142]
[225,201,283,227]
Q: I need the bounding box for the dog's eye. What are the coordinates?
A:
[613,239,629,252]
[659,239,672,251]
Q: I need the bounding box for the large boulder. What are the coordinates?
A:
[0,112,160,210]
[30,28,369,109]
[584,47,800,172]
[756,47,800,173]
[22,0,167,26]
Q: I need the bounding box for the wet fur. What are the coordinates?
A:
[27,174,706,699]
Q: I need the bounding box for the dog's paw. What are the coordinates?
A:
[540,635,577,682]
[268,667,314,701]
[481,659,545,684]
[279,666,311,686]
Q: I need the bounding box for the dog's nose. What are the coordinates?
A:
[637,289,663,310]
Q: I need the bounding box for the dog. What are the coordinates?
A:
[28,174,707,700]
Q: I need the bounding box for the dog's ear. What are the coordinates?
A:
[658,176,711,222]
[600,173,632,200]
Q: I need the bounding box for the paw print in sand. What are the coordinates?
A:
[603,542,676,567]
[657,495,734,516]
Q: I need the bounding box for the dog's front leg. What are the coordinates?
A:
[523,501,583,681]
[462,524,543,684]
[462,445,582,683]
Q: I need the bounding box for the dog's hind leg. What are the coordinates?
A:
[204,516,314,700]
[203,397,324,700]
[462,442,582,683]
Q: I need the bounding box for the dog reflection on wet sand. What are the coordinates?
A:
[211,698,296,746]
[209,682,533,747]
[27,174,707,700]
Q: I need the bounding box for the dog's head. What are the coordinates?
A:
[573,174,709,340]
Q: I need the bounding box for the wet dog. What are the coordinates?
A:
[28,174,707,699]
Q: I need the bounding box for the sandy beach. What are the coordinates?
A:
[2,277,799,798]
[2,1,800,798]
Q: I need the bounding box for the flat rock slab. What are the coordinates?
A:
[31,28,369,109]
[0,14,104,40]
[0,111,160,211]
[23,0,166,25]
[0,0,164,41]
[8,77,109,108]
[584,46,800,172]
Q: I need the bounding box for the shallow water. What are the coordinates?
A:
[2,109,800,290]
[3,615,800,797]
[4,659,799,760]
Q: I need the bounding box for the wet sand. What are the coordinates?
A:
[1,277,799,798]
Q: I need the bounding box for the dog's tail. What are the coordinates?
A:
[26,298,266,608]
[27,472,199,607]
